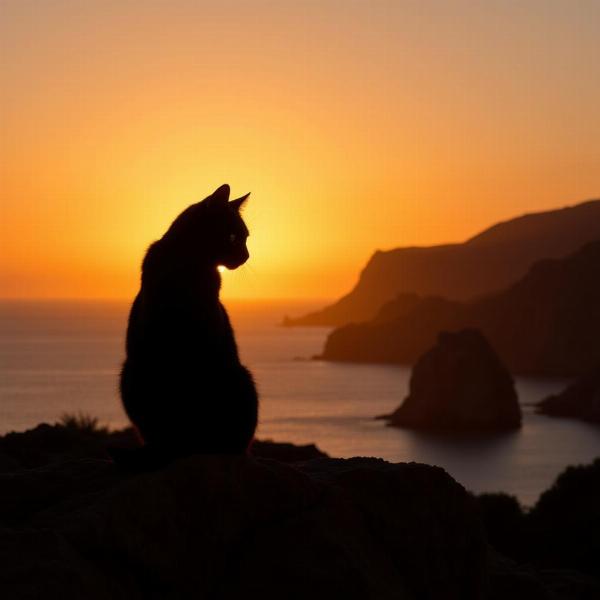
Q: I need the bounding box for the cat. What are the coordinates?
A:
[118,184,258,465]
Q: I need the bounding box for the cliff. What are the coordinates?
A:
[321,240,600,376]
[288,199,600,326]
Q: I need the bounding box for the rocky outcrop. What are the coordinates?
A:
[251,439,328,461]
[537,368,600,424]
[0,422,598,599]
[288,199,600,326]
[321,241,600,377]
[0,454,486,599]
[0,421,328,471]
[0,423,484,598]
[382,330,521,432]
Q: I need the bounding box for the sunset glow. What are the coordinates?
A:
[1,1,599,300]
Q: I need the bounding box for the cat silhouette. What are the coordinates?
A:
[118,184,258,466]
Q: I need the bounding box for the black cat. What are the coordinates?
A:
[119,184,258,464]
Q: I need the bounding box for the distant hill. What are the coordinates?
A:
[287,199,600,326]
[320,240,600,376]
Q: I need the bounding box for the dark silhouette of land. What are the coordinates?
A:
[0,419,598,599]
[478,459,600,582]
[288,199,600,326]
[0,418,327,470]
[380,329,521,432]
[537,367,600,424]
[120,184,258,463]
[321,240,600,377]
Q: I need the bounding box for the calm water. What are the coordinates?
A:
[1,299,599,506]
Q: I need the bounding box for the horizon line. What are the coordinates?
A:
[0,296,335,303]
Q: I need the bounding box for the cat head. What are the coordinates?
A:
[163,184,250,270]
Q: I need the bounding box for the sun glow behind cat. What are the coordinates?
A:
[1,1,599,300]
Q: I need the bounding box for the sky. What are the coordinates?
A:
[1,0,599,300]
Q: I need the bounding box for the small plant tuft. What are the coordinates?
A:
[59,412,108,435]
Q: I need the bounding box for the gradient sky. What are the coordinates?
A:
[1,0,599,300]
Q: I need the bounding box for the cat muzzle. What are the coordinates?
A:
[221,248,249,270]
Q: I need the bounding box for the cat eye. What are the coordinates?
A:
[229,233,237,243]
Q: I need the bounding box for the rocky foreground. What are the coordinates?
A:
[0,422,599,599]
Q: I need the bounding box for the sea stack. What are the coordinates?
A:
[383,329,521,432]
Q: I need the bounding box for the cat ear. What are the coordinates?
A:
[230,192,250,211]
[206,184,230,208]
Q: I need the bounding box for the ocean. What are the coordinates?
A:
[1,299,599,506]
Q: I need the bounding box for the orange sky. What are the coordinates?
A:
[1,1,599,300]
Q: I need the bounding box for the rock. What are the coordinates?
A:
[0,422,329,471]
[1,423,598,599]
[0,455,486,600]
[0,422,115,469]
[537,369,600,424]
[383,329,521,432]
[250,439,328,461]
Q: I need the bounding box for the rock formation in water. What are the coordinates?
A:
[536,368,600,424]
[288,199,600,326]
[321,240,600,377]
[381,329,521,432]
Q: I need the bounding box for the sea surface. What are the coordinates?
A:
[1,299,599,506]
